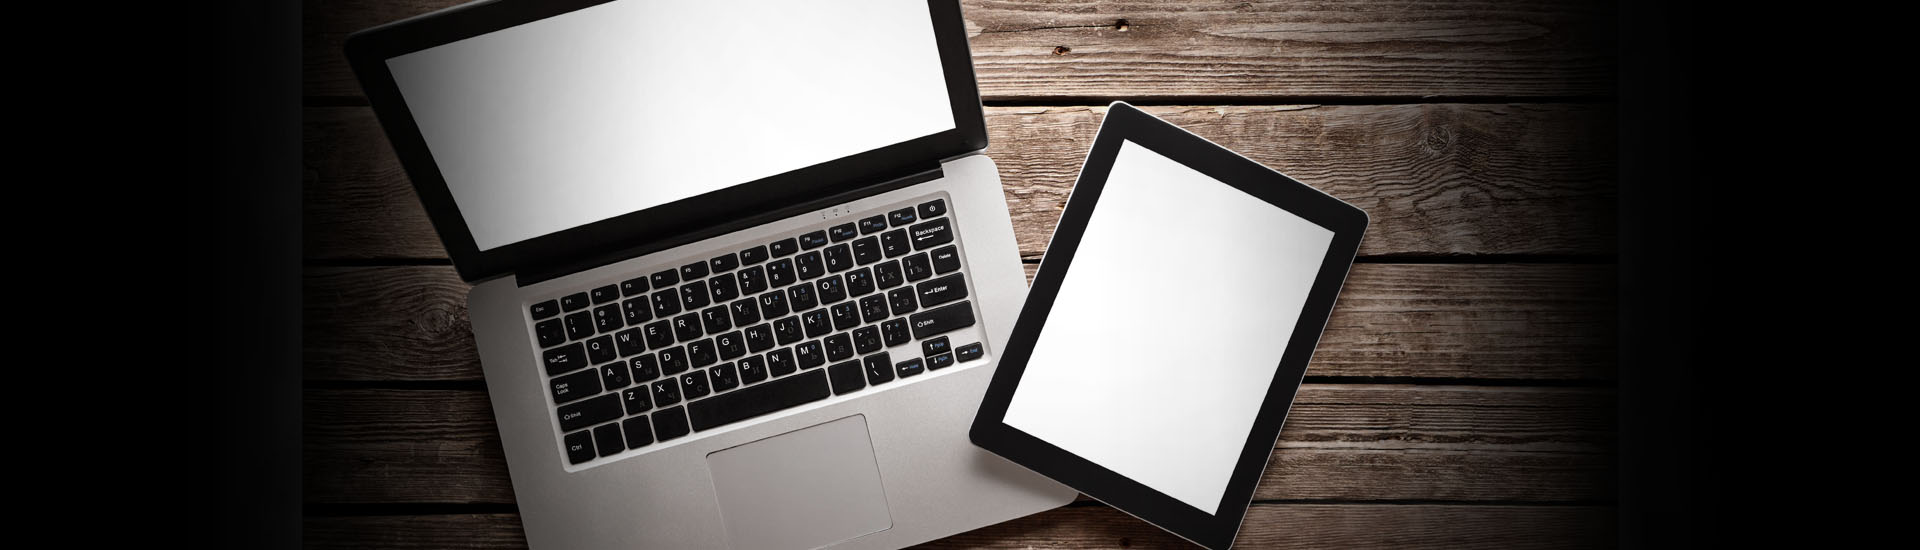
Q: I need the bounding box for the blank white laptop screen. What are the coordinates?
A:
[385,0,955,251]
[1002,140,1335,514]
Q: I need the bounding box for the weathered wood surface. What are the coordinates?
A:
[305,0,1615,100]
[305,385,1613,504]
[306,263,1614,382]
[305,103,1614,259]
[307,504,1615,549]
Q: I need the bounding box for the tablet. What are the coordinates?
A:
[970,102,1367,549]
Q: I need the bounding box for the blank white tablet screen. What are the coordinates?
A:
[1002,139,1334,514]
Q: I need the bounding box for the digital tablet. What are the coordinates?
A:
[970,102,1368,549]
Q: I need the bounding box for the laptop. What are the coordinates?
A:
[344,0,1077,548]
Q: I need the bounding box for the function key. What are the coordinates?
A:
[740,245,769,265]
[917,199,947,220]
[530,300,560,320]
[650,269,679,289]
[858,215,888,234]
[769,238,798,257]
[799,231,829,249]
[909,218,952,251]
[619,277,649,297]
[709,253,739,273]
[590,285,620,305]
[680,261,709,281]
[956,342,984,363]
[828,223,859,242]
[888,207,917,227]
[561,292,591,312]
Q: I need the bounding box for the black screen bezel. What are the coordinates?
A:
[343,0,986,282]
[969,102,1369,550]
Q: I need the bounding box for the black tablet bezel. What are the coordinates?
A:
[343,0,987,282]
[969,102,1368,550]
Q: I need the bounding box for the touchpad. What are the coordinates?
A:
[707,415,892,550]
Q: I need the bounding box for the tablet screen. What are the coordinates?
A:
[1001,139,1335,514]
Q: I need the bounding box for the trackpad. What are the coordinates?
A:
[707,415,892,550]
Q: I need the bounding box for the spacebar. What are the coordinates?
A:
[687,368,831,431]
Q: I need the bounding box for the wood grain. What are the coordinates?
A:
[304,385,1613,504]
[305,263,1613,382]
[305,0,1615,100]
[305,103,1614,259]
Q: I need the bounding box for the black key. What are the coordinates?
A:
[730,299,761,327]
[558,394,623,432]
[845,268,875,297]
[859,295,888,325]
[859,215,888,234]
[650,269,679,289]
[796,340,825,369]
[709,253,738,273]
[630,354,661,382]
[708,362,740,392]
[535,319,566,348]
[888,207,917,227]
[881,319,911,347]
[614,328,646,357]
[903,253,933,281]
[744,323,774,353]
[688,338,717,368]
[623,417,655,449]
[738,265,768,295]
[680,370,711,399]
[623,386,651,415]
[788,283,818,311]
[766,348,797,377]
[769,237,799,257]
[773,316,802,345]
[817,275,847,304]
[585,335,616,364]
[688,368,832,431]
[601,362,631,389]
[928,352,955,370]
[823,243,853,272]
[923,336,952,357]
[767,258,796,287]
[916,273,969,308]
[652,377,682,406]
[594,304,624,333]
[594,423,625,458]
[852,237,881,265]
[737,354,768,385]
[918,198,947,219]
[864,352,895,386]
[561,292,591,312]
[530,300,560,320]
[956,342,984,363]
[708,273,739,302]
[680,261,709,281]
[701,306,733,334]
[799,230,829,249]
[591,284,620,305]
[544,342,588,375]
[740,245,769,265]
[896,358,926,378]
[681,280,711,310]
[651,290,681,318]
[881,229,910,258]
[824,333,854,362]
[829,223,858,242]
[827,360,866,395]
[888,287,917,316]
[564,311,594,340]
[830,302,860,332]
[909,301,975,340]
[622,299,651,326]
[853,325,882,355]
[716,331,746,360]
[930,245,962,274]
[620,277,649,298]
[795,251,824,280]
[758,291,790,319]
[802,309,831,338]
[551,369,602,405]
[658,346,689,375]
[643,320,674,349]
[909,218,952,251]
[564,430,595,464]
[653,406,690,441]
[874,259,904,289]
[673,313,703,342]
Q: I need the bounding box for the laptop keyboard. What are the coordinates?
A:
[527,197,988,466]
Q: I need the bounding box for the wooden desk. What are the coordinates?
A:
[304,1,1618,547]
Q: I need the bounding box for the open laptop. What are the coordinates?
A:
[344,0,1076,548]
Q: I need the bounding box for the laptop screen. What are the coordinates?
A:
[385,0,956,251]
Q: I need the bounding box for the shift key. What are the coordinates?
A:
[909,300,975,340]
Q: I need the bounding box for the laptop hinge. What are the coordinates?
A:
[515,163,945,287]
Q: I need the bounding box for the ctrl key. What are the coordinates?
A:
[564,430,595,465]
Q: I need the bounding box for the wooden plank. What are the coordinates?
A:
[305,263,1613,382]
[305,0,1615,100]
[304,385,1613,504]
[305,504,1613,549]
[305,103,1614,259]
